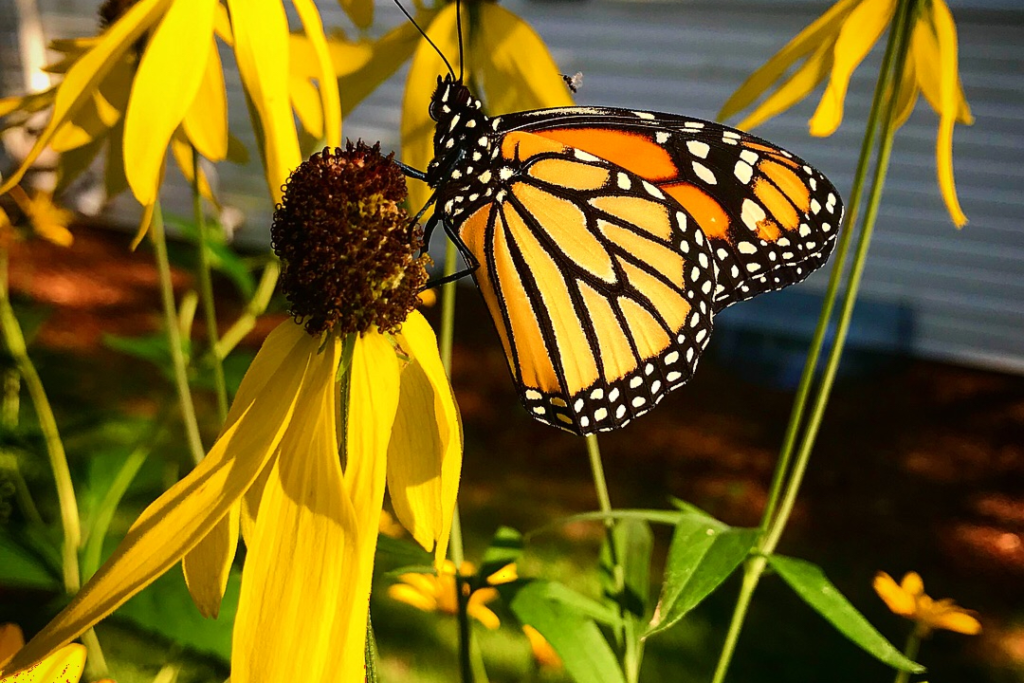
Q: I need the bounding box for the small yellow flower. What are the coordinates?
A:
[873,571,982,636]
[388,560,516,630]
[0,144,461,683]
[523,625,562,670]
[0,624,86,683]
[6,186,74,247]
[719,0,973,227]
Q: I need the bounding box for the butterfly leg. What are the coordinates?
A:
[422,214,480,290]
[397,161,427,181]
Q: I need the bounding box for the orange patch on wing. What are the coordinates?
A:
[754,178,799,233]
[501,131,566,163]
[578,280,637,383]
[588,195,674,241]
[504,203,600,395]
[617,260,691,332]
[512,182,616,284]
[618,297,671,362]
[759,159,811,213]
[597,219,684,285]
[745,143,801,169]
[535,128,677,181]
[528,158,610,191]
[662,183,730,240]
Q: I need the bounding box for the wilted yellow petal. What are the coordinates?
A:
[0,0,172,195]
[719,0,859,121]
[737,39,834,131]
[0,643,86,683]
[401,4,459,214]
[809,0,896,136]
[900,571,924,597]
[334,331,401,680]
[290,72,324,139]
[0,625,23,667]
[170,128,220,209]
[930,609,981,635]
[182,38,229,163]
[339,0,373,30]
[474,4,572,115]
[1,322,313,675]
[182,502,239,618]
[388,583,438,612]
[228,0,301,204]
[892,55,919,129]
[388,311,462,560]
[124,0,217,205]
[873,572,915,616]
[232,334,360,683]
[293,0,341,147]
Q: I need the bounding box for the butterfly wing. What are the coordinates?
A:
[493,107,844,312]
[449,130,717,435]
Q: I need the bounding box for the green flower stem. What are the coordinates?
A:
[1,359,44,528]
[365,611,380,683]
[150,202,205,466]
[192,148,228,423]
[0,248,108,675]
[709,3,916,682]
[893,627,923,683]
[214,258,280,359]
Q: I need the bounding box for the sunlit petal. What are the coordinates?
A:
[293,0,341,147]
[182,502,240,618]
[0,644,85,683]
[170,128,220,209]
[228,0,301,204]
[467,589,501,630]
[719,0,859,121]
[474,4,572,115]
[401,4,459,214]
[290,72,325,139]
[737,39,834,131]
[930,610,981,635]
[523,625,562,669]
[50,56,130,152]
[388,584,438,612]
[337,17,427,115]
[873,572,915,616]
[1,322,312,675]
[809,0,896,136]
[388,311,462,561]
[0,0,172,195]
[900,571,924,597]
[0,88,56,123]
[124,0,218,205]
[397,572,442,597]
[232,335,360,683]
[182,38,229,162]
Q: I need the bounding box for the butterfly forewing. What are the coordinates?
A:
[453,131,716,434]
[494,107,845,312]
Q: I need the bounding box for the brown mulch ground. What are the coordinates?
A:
[8,223,1024,681]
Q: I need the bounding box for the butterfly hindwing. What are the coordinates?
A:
[494,107,844,312]
[451,131,717,434]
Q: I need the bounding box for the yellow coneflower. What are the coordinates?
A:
[874,571,981,636]
[388,560,517,630]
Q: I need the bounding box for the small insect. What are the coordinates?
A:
[399,6,844,436]
[561,72,584,94]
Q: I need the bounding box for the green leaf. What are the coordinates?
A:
[504,579,626,683]
[375,532,432,569]
[479,526,523,579]
[0,530,61,589]
[769,555,925,673]
[645,517,757,637]
[116,565,239,661]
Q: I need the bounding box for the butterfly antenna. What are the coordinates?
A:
[456,0,464,82]
[392,0,455,78]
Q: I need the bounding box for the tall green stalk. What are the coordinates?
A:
[191,148,228,423]
[709,2,917,681]
[150,202,206,466]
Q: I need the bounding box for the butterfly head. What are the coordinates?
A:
[426,74,489,187]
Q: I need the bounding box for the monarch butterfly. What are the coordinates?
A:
[402,19,844,437]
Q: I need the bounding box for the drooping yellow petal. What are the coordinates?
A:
[338,0,373,30]
[124,0,218,205]
[719,0,859,121]
[292,0,341,147]
[891,54,919,129]
[50,55,131,153]
[182,38,229,163]
[0,0,172,195]
[388,311,462,564]
[228,0,301,204]
[737,39,834,131]
[467,588,501,630]
[334,331,401,680]
[1,322,313,675]
[916,0,969,226]
[873,572,915,616]
[0,643,86,683]
[336,18,425,115]
[170,127,220,209]
[290,72,325,139]
[182,502,239,618]
[523,625,562,669]
[929,609,981,635]
[401,4,460,214]
[473,4,572,115]
[809,0,897,136]
[388,583,439,612]
[231,334,360,683]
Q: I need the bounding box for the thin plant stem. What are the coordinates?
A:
[0,247,107,675]
[893,628,923,683]
[191,147,228,423]
[150,202,206,465]
[2,359,44,528]
[214,258,280,359]
[709,3,916,682]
